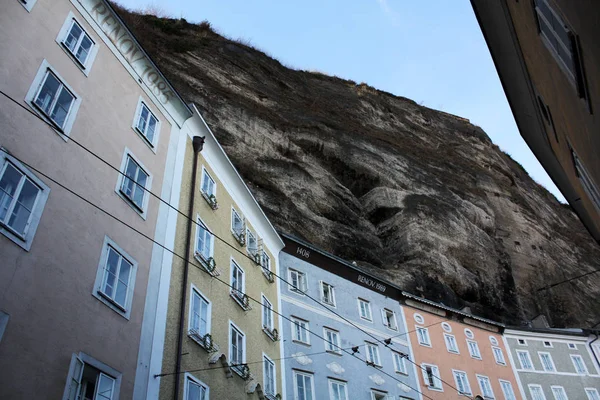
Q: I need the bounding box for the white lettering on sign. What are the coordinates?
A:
[296,247,310,258]
[83,0,175,104]
[357,275,387,293]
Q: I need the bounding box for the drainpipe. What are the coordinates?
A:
[174,136,205,400]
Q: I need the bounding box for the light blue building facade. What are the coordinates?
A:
[279,234,421,400]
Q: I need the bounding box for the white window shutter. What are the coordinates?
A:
[433,366,441,388]
[67,355,85,400]
[421,366,429,386]
[381,309,388,326]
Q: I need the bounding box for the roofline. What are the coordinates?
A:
[105,0,192,119]
[280,232,505,329]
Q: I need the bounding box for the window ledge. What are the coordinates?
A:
[326,350,343,356]
[262,327,279,342]
[262,268,275,283]
[201,191,218,210]
[116,189,147,220]
[230,292,252,311]
[30,101,68,140]
[97,290,127,312]
[395,371,408,376]
[292,339,311,347]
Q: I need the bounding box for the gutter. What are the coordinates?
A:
[173,135,205,400]
[589,332,600,372]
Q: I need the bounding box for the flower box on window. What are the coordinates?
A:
[202,191,219,210]
[232,230,246,246]
[188,330,216,352]
[195,252,219,277]
[231,289,252,311]
[232,363,251,380]
[262,268,274,283]
[263,326,279,342]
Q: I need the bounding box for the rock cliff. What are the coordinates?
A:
[114,6,600,327]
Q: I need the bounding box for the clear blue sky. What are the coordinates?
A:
[116,0,565,202]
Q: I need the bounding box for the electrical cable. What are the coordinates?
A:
[1,89,465,398]
[0,150,433,400]
[536,268,600,292]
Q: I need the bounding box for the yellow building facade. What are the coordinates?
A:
[159,108,285,400]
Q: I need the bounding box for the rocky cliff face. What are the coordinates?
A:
[114,6,600,327]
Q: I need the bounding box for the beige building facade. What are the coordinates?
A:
[158,108,285,400]
[0,0,192,399]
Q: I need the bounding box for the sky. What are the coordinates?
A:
[116,0,566,202]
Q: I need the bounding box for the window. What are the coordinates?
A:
[530,385,547,400]
[324,327,341,354]
[365,342,381,366]
[371,390,389,400]
[231,208,244,239]
[586,388,600,400]
[118,152,150,214]
[320,281,336,306]
[358,298,372,321]
[32,69,76,130]
[246,229,258,256]
[261,250,271,271]
[97,244,133,311]
[464,328,475,339]
[0,151,49,250]
[416,327,431,346]
[489,336,499,346]
[571,354,587,374]
[185,375,208,400]
[421,364,442,390]
[543,340,553,348]
[262,295,274,331]
[500,380,517,400]
[294,371,314,400]
[381,309,397,330]
[533,0,588,100]
[292,317,310,344]
[467,340,481,359]
[492,346,506,365]
[453,370,472,396]
[20,0,39,12]
[190,288,211,338]
[477,375,494,399]
[289,269,307,293]
[229,323,245,372]
[444,334,459,353]
[551,386,568,400]
[263,356,276,398]
[328,379,348,400]
[133,101,160,147]
[539,352,555,372]
[195,218,213,262]
[442,322,452,332]
[518,339,527,345]
[230,260,248,309]
[393,351,408,375]
[62,353,121,400]
[0,311,8,344]
[570,147,600,211]
[201,168,216,197]
[568,343,577,350]
[413,313,424,324]
[517,350,533,370]
[61,18,95,68]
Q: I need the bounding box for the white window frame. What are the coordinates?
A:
[529,384,547,400]
[476,374,495,399]
[56,13,99,75]
[421,363,443,391]
[464,328,475,339]
[538,351,556,372]
[291,317,310,345]
[392,351,408,375]
[228,321,246,370]
[442,322,452,333]
[262,294,274,331]
[20,0,39,12]
[571,146,600,212]
[357,298,372,321]
[416,326,431,347]
[288,268,307,294]
[365,342,381,366]
[25,60,81,138]
[323,327,341,354]
[550,386,568,400]
[194,215,214,263]
[0,149,50,251]
[132,97,161,150]
[467,340,482,359]
[586,388,600,400]
[413,313,425,324]
[517,350,534,370]
[246,228,258,258]
[568,343,577,350]
[452,369,472,396]
[328,379,348,400]
[92,236,138,319]
[293,370,315,400]
[189,285,211,338]
[183,373,209,400]
[570,354,588,374]
[320,281,336,307]
[62,352,122,400]
[489,336,499,346]
[518,338,527,346]
[543,340,553,348]
[230,258,246,304]
[370,390,389,400]
[444,333,459,354]
[231,207,244,239]
[200,166,216,198]
[499,380,517,400]
[381,308,398,331]
[492,346,506,365]
[115,149,152,219]
[263,354,276,397]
